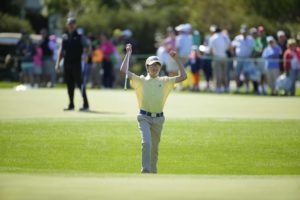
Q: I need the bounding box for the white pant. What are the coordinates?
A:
[266,68,280,93]
[137,114,165,173]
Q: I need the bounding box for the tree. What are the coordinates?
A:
[2,0,300,53]
[244,0,300,22]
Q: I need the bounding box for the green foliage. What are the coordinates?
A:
[0,12,33,33]
[187,0,300,36]
[76,3,188,53]
[2,0,300,52]
[74,0,300,52]
[43,0,85,15]
[188,0,247,34]
[244,0,300,22]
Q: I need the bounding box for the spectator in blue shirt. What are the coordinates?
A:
[262,36,282,95]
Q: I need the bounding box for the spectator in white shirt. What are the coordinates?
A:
[208,25,230,93]
[231,25,255,93]
[175,23,193,65]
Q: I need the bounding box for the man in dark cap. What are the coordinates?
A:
[55,17,90,111]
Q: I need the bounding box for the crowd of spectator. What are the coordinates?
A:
[14,30,57,88]
[4,22,300,96]
[11,27,135,90]
[157,24,300,96]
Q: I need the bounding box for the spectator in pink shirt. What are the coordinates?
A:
[33,45,43,87]
[100,32,116,88]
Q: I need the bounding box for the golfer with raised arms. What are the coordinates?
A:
[120,43,187,173]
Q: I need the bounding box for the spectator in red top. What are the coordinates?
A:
[283,38,300,96]
[277,30,287,74]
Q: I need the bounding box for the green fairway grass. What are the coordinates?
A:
[1,119,300,174]
[0,88,300,199]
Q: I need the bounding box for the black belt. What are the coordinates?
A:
[140,109,164,117]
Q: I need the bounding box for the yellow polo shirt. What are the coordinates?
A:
[130,74,176,113]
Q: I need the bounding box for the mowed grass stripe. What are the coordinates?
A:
[0,89,300,120]
[1,119,299,175]
[1,173,300,200]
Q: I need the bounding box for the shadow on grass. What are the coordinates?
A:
[79,110,125,115]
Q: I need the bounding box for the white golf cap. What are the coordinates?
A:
[287,38,296,46]
[209,25,217,32]
[145,56,161,66]
[240,26,248,34]
[249,27,257,34]
[199,45,209,53]
[267,36,275,43]
[175,23,192,33]
[175,24,184,32]
[277,30,285,37]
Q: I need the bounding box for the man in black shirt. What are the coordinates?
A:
[55,17,89,111]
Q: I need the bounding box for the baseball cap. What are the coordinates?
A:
[199,45,209,53]
[175,23,192,33]
[266,36,275,43]
[240,25,248,34]
[145,56,162,66]
[175,24,184,32]
[287,38,296,46]
[113,29,122,37]
[209,25,217,33]
[249,27,257,34]
[277,30,285,38]
[67,17,76,25]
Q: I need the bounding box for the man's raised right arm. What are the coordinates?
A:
[120,43,134,79]
[169,50,187,83]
